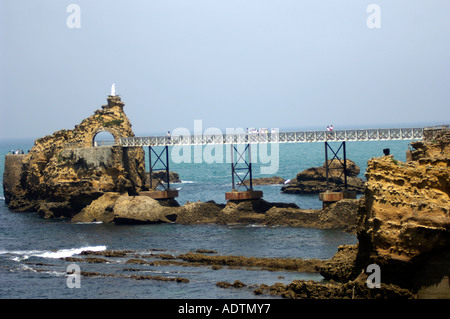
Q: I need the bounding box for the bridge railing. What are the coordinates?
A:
[118,128,424,147]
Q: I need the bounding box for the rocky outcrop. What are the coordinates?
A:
[175,201,225,224]
[72,194,360,233]
[318,244,360,282]
[113,195,178,224]
[239,176,286,186]
[281,159,365,194]
[256,274,414,299]
[2,154,27,206]
[147,171,181,189]
[356,127,450,296]
[72,193,178,224]
[3,95,147,218]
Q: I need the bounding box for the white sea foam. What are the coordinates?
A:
[34,245,107,259]
[181,180,195,184]
[0,245,107,260]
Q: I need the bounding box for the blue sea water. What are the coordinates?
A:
[0,138,413,299]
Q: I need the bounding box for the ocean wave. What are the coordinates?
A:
[0,245,107,260]
[181,180,195,184]
[34,245,107,259]
[0,196,5,201]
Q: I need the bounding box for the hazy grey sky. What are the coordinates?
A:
[1,0,449,140]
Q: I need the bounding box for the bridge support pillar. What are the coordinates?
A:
[225,190,263,201]
[320,141,352,208]
[143,146,178,200]
[140,189,179,200]
[319,190,356,208]
[225,143,263,201]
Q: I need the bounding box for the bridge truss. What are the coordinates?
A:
[118,127,424,147]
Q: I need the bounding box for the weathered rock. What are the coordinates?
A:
[113,195,178,224]
[147,171,181,189]
[318,244,360,282]
[263,207,322,228]
[73,193,181,224]
[239,176,286,186]
[175,201,224,224]
[356,127,450,294]
[281,159,365,194]
[4,96,147,218]
[71,192,121,223]
[319,198,361,233]
[261,198,360,232]
[179,252,323,272]
[2,154,28,206]
[217,199,298,225]
[279,276,413,299]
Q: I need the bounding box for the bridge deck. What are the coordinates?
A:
[118,127,424,147]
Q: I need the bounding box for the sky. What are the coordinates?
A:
[0,0,449,140]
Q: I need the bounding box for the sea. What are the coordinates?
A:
[0,137,414,300]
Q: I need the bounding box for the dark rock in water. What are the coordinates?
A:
[238,176,286,186]
[147,171,181,188]
[281,159,365,194]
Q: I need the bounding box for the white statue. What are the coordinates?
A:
[110,83,116,96]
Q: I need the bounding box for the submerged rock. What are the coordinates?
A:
[239,176,286,186]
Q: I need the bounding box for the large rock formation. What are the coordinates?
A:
[281,159,365,194]
[72,194,360,234]
[356,127,450,296]
[3,95,147,218]
[273,127,450,299]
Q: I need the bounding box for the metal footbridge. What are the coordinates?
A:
[118,127,424,147]
[118,126,433,202]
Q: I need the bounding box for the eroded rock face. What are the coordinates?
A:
[4,96,147,218]
[113,195,178,224]
[357,127,450,291]
[70,192,184,224]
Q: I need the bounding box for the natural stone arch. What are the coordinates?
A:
[90,127,122,147]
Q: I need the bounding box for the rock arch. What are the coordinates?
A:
[90,127,122,147]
